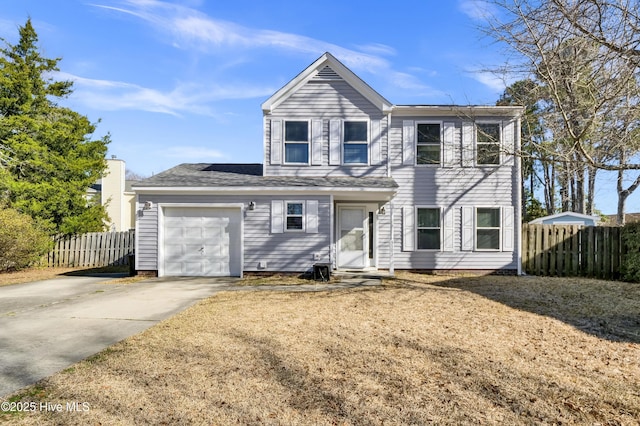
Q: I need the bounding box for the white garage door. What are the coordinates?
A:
[162,207,241,277]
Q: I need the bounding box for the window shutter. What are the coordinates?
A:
[402,206,415,251]
[270,120,282,165]
[443,207,454,252]
[402,120,415,166]
[306,200,318,233]
[461,206,474,251]
[443,122,455,167]
[502,120,515,167]
[370,119,381,165]
[402,120,416,166]
[461,121,474,167]
[311,120,323,165]
[502,206,515,251]
[329,119,341,165]
[271,200,284,234]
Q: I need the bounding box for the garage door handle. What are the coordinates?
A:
[199,247,204,252]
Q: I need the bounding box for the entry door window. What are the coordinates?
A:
[338,207,367,268]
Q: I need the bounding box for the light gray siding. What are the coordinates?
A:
[382,115,519,271]
[135,194,331,273]
[264,80,388,178]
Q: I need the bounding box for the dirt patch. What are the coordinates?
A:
[0,267,82,287]
[2,274,639,425]
[0,266,132,287]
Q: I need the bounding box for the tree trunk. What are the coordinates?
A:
[586,165,596,215]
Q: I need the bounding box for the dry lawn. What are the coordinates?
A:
[0,267,83,287]
[2,273,640,425]
[0,266,134,287]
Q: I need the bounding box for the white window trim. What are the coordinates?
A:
[475,206,502,251]
[415,121,443,167]
[342,119,370,165]
[475,121,502,167]
[415,206,443,251]
[283,120,311,165]
[285,200,305,232]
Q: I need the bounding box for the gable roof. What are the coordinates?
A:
[133,163,398,191]
[261,52,393,114]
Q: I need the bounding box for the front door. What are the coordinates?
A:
[337,206,367,269]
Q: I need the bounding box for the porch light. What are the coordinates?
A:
[248,201,256,210]
[379,206,386,215]
[143,201,153,210]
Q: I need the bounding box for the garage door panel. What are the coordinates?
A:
[162,207,241,277]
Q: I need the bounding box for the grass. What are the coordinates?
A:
[2,273,639,425]
[0,265,134,287]
[238,273,340,286]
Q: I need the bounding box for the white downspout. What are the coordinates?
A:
[515,116,523,275]
[387,112,394,276]
[389,202,395,276]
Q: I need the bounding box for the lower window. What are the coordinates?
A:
[286,202,304,231]
[476,207,500,250]
[417,208,441,250]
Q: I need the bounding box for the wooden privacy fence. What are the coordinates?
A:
[522,224,623,280]
[47,230,135,268]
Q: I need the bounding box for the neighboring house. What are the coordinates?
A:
[133,53,523,277]
[90,158,137,231]
[529,212,600,226]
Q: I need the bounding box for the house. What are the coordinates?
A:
[133,53,523,277]
[529,212,600,226]
[89,157,137,231]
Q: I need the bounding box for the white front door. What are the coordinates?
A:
[337,206,367,269]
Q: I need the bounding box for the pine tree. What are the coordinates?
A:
[0,19,109,234]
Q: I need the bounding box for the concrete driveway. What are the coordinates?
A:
[0,275,236,397]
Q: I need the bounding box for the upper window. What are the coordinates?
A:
[343,121,368,164]
[286,202,304,231]
[476,123,501,165]
[285,121,309,164]
[476,207,500,250]
[417,208,441,250]
[417,123,441,165]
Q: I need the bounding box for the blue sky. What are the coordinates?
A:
[0,0,635,215]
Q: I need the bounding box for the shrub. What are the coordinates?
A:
[0,208,52,272]
[621,222,640,282]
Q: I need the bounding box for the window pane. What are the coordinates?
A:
[287,203,303,215]
[477,123,500,143]
[417,145,440,165]
[285,143,309,163]
[286,216,303,230]
[477,229,500,249]
[478,143,500,165]
[418,229,440,250]
[285,121,308,141]
[344,121,367,142]
[477,208,500,227]
[417,208,439,227]
[341,229,363,251]
[343,143,368,163]
[417,123,440,143]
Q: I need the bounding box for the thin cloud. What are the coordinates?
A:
[92,0,424,89]
[56,71,275,116]
[458,0,498,21]
[163,146,225,161]
[471,71,509,93]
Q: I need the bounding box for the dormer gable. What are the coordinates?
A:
[261,52,393,114]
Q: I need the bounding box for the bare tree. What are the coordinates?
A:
[483,0,640,223]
